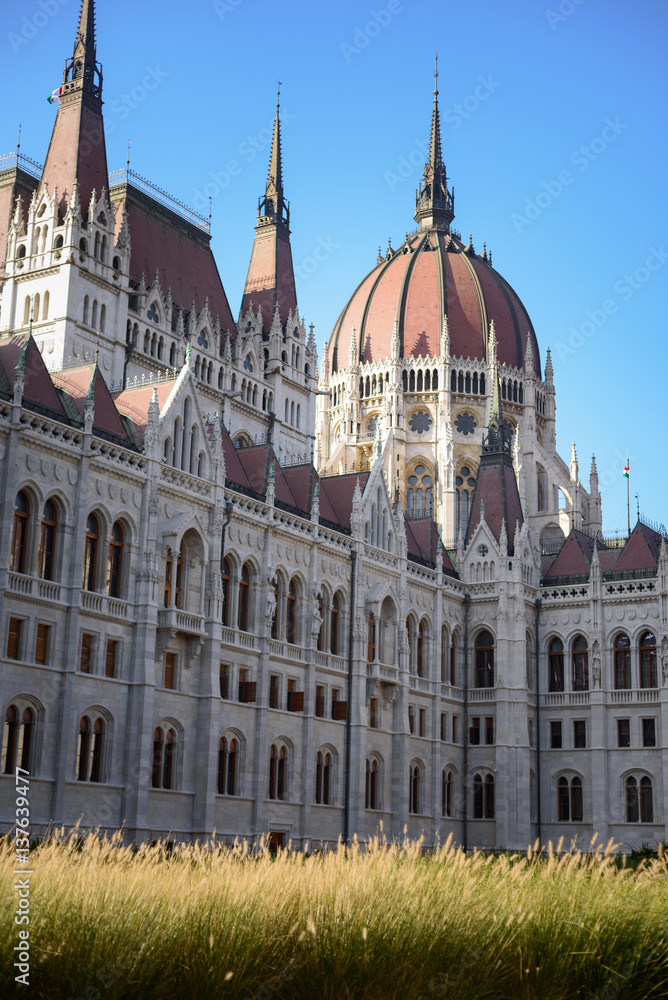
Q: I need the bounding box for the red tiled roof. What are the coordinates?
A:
[111,195,236,339]
[53,364,128,441]
[240,226,298,335]
[39,99,109,217]
[608,521,663,573]
[114,379,177,441]
[221,426,253,490]
[465,456,524,553]
[543,530,600,579]
[329,230,540,375]
[0,335,67,416]
[406,518,453,570]
[319,472,370,531]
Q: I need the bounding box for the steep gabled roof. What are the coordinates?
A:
[543,529,603,579]
[53,364,133,444]
[0,334,68,417]
[114,378,177,442]
[608,521,664,574]
[405,518,454,571]
[319,472,370,532]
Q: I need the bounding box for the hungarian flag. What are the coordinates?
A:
[47,87,63,106]
[623,463,630,479]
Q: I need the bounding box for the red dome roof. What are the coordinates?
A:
[328,230,540,378]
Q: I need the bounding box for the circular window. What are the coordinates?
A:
[409,411,432,434]
[415,464,425,475]
[460,466,470,476]
[408,475,418,486]
[467,477,476,488]
[455,476,463,487]
[422,475,432,485]
[455,413,477,436]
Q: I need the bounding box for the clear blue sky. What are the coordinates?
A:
[3,0,666,534]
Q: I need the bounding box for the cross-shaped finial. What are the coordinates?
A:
[434,52,439,94]
[276,80,282,106]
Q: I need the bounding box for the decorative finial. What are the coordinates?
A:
[126,139,131,173]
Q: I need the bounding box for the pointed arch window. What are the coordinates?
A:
[639,632,657,689]
[614,633,631,690]
[558,775,583,821]
[442,768,453,817]
[572,636,589,691]
[409,763,422,814]
[365,758,379,809]
[473,772,495,818]
[2,705,33,774]
[238,563,250,632]
[315,750,333,804]
[475,631,495,688]
[164,551,182,608]
[269,743,287,800]
[38,500,57,581]
[548,638,564,692]
[107,521,124,598]
[330,593,340,655]
[221,557,231,626]
[218,736,238,795]
[416,620,425,677]
[11,491,30,574]
[83,514,99,591]
[286,579,297,644]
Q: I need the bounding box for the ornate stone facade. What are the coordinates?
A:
[0,4,665,852]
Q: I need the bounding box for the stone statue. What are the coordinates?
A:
[311,595,323,637]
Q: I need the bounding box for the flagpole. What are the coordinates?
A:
[626,457,630,538]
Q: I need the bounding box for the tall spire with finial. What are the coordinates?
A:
[240,83,297,336]
[39,0,107,215]
[260,82,288,230]
[414,55,455,231]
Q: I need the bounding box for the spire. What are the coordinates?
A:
[570,441,579,482]
[391,317,400,360]
[348,326,358,369]
[415,56,455,232]
[544,347,554,385]
[259,84,289,230]
[68,0,102,101]
[240,87,297,335]
[590,454,599,494]
[440,313,450,358]
[523,334,535,377]
[39,0,107,215]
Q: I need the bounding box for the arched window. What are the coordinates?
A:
[475,631,494,688]
[169,343,176,367]
[367,615,376,662]
[83,514,99,591]
[572,636,589,691]
[94,232,100,259]
[107,521,124,598]
[286,579,297,644]
[365,758,379,809]
[406,617,413,671]
[43,291,50,320]
[330,593,340,656]
[2,705,33,774]
[442,768,453,817]
[441,626,448,683]
[473,773,495,818]
[614,633,631,689]
[164,551,182,608]
[218,736,239,795]
[416,620,426,677]
[639,632,657,689]
[269,743,287,800]
[11,491,30,574]
[38,499,57,581]
[90,718,104,782]
[221,557,231,627]
[91,299,98,328]
[157,336,164,360]
[315,750,333,804]
[450,634,457,686]
[409,763,422,814]
[558,775,583,821]
[101,235,107,263]
[548,638,564,692]
[83,295,90,325]
[238,563,250,631]
[23,296,31,326]
[162,729,175,789]
[77,716,91,781]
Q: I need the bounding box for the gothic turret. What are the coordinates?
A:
[414,56,455,231]
[240,88,298,336]
[39,0,108,217]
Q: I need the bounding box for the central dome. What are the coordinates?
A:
[328,229,541,377]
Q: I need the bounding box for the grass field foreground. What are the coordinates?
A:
[2,831,668,999]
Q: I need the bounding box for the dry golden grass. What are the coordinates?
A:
[2,830,667,999]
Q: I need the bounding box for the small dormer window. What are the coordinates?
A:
[198,329,209,350]
[147,302,160,324]
[243,355,253,372]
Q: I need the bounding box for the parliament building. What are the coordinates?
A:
[0,1,666,852]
